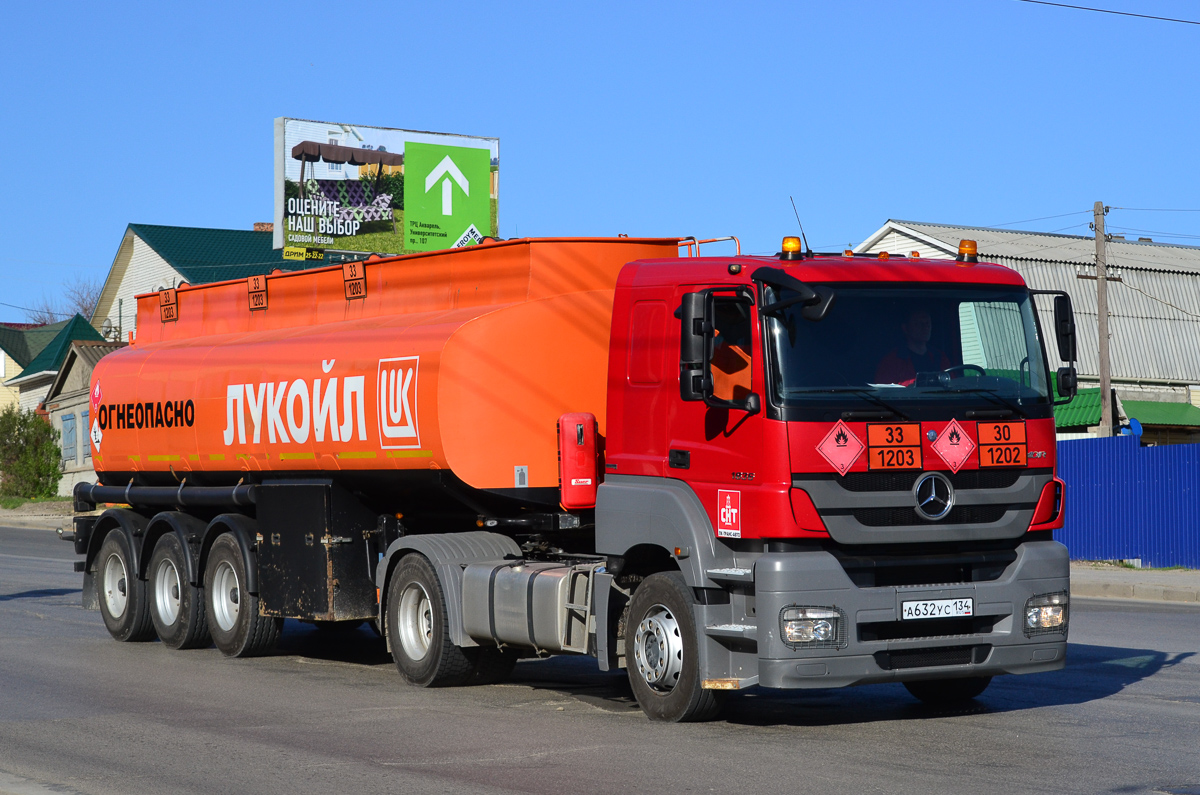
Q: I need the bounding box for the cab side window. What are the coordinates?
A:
[710,298,753,402]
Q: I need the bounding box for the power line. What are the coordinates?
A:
[1108,225,1200,240]
[1015,0,1200,25]
[0,301,77,319]
[1112,207,1200,212]
[987,210,1092,227]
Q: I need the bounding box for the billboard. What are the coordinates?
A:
[273,118,498,258]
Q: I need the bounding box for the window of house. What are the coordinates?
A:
[61,414,77,465]
[82,409,90,459]
[328,138,342,172]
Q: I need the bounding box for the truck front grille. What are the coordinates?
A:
[837,469,1023,493]
[852,504,1008,527]
[859,616,1000,642]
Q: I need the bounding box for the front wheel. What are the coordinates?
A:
[626,571,725,722]
[97,531,156,642]
[903,676,992,704]
[204,533,281,658]
[386,553,473,687]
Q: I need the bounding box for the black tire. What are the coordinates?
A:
[96,531,156,642]
[903,676,993,704]
[204,533,282,658]
[386,553,473,687]
[468,647,519,686]
[148,533,211,650]
[626,571,726,722]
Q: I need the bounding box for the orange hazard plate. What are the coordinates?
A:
[866,423,922,470]
[978,421,1027,467]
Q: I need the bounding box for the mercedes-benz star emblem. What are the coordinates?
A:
[913,472,954,521]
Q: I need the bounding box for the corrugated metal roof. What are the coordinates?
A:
[1055,387,1100,428]
[858,220,1200,384]
[128,224,328,285]
[1123,399,1200,427]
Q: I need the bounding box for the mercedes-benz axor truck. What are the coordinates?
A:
[64,235,1077,721]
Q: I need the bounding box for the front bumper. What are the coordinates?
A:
[745,539,1069,689]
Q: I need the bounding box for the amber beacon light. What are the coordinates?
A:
[779,236,803,261]
[956,239,979,264]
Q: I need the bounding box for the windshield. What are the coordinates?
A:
[764,284,1051,417]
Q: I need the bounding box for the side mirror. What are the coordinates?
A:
[742,392,761,415]
[678,292,711,401]
[1057,366,1078,401]
[1053,295,1076,363]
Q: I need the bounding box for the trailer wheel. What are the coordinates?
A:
[387,553,473,687]
[903,676,992,704]
[97,531,156,642]
[149,534,211,650]
[626,571,725,722]
[204,533,282,658]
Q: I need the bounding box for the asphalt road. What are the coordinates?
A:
[1,525,1198,795]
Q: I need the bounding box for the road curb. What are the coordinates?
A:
[1072,581,1200,603]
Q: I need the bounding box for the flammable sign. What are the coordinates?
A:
[931,418,975,473]
[817,420,864,476]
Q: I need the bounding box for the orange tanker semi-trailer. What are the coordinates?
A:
[69,236,679,657]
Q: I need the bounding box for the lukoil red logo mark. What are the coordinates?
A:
[377,356,420,449]
[717,489,741,538]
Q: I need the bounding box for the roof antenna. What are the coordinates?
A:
[789,196,812,258]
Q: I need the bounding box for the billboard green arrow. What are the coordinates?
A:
[404,142,492,252]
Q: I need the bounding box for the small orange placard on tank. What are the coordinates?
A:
[866,422,922,470]
[247,274,268,311]
[342,260,366,301]
[159,289,177,323]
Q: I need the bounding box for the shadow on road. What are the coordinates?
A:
[274,620,393,666]
[494,642,1197,724]
[0,587,80,602]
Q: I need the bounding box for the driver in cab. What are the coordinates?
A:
[875,308,952,385]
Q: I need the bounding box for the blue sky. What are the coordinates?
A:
[2,0,1198,322]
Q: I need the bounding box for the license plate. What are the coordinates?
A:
[901,598,973,620]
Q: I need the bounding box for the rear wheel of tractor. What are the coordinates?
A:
[97,531,156,642]
[204,533,281,658]
[903,676,993,704]
[626,571,726,722]
[387,553,473,687]
[149,533,210,650]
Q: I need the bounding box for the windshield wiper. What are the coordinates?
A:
[782,387,911,420]
[941,386,1029,418]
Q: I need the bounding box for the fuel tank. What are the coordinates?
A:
[87,238,680,504]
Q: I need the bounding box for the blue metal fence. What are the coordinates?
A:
[1055,434,1200,568]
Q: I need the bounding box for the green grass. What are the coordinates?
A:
[0,496,70,510]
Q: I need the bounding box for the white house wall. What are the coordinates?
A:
[93,233,183,341]
[860,229,948,260]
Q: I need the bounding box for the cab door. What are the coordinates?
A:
[667,288,766,541]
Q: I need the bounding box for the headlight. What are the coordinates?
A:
[1024,591,1068,637]
[780,606,845,648]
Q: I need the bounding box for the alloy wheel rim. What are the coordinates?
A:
[155,558,182,625]
[211,560,240,632]
[102,551,128,619]
[633,604,684,692]
[397,582,433,661]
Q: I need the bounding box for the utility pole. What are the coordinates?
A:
[1093,201,1112,436]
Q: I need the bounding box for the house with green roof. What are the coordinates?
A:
[91,223,329,340]
[1,317,93,412]
[3,315,104,411]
